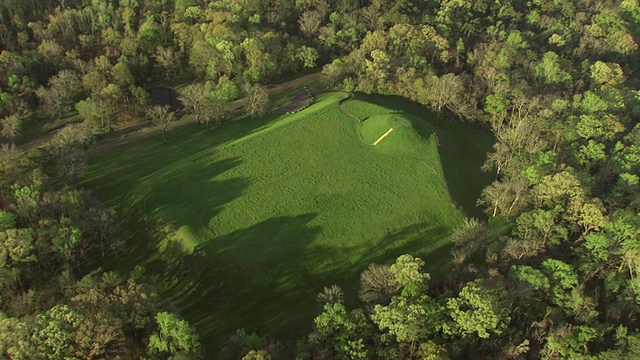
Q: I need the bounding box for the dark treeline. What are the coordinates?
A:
[1,0,640,359]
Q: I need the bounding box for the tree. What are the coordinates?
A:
[178,83,208,124]
[147,312,201,358]
[308,303,368,360]
[35,70,83,117]
[243,83,268,118]
[443,279,512,339]
[359,263,401,306]
[296,45,319,69]
[202,96,230,130]
[299,10,323,38]
[31,304,84,359]
[1,114,22,145]
[372,295,443,345]
[154,46,179,81]
[422,73,465,115]
[76,97,114,132]
[533,52,572,85]
[316,284,344,305]
[146,105,176,142]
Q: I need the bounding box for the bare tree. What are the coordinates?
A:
[243,83,268,118]
[179,83,207,124]
[146,105,176,142]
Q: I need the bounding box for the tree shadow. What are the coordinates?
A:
[84,157,249,286]
[171,214,324,356]
[173,218,453,356]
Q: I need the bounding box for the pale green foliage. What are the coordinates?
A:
[243,349,272,360]
[32,305,84,359]
[578,140,606,166]
[543,325,598,359]
[444,279,511,339]
[389,254,430,291]
[590,61,626,87]
[76,97,114,131]
[148,311,201,356]
[417,341,450,360]
[534,171,584,211]
[541,259,599,322]
[309,303,368,359]
[510,265,550,291]
[51,123,94,150]
[372,295,443,343]
[576,115,608,140]
[50,217,82,261]
[12,180,41,222]
[533,52,571,85]
[505,207,568,259]
[296,45,319,69]
[3,228,36,263]
[0,314,38,359]
[1,114,22,143]
[214,76,239,101]
[577,91,609,114]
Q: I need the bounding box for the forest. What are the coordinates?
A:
[0,0,639,359]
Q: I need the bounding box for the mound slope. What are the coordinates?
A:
[84,91,493,354]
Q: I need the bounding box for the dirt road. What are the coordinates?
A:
[89,72,321,153]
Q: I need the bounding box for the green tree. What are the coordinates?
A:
[308,303,368,360]
[533,52,572,85]
[147,312,201,358]
[31,304,84,359]
[443,279,511,339]
[296,45,319,69]
[372,295,443,344]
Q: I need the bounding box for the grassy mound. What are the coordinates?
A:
[83,91,494,355]
[358,113,425,150]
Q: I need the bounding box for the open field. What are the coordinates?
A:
[83,91,494,355]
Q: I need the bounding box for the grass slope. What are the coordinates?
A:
[83,91,494,355]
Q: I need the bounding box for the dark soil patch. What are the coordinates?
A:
[149,88,183,110]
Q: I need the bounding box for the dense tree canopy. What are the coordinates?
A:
[0,0,639,358]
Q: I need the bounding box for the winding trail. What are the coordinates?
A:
[330,90,374,146]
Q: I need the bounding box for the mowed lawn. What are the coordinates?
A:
[83,91,494,355]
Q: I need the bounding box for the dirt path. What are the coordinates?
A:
[88,72,321,153]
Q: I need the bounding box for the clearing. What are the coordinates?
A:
[83,91,494,355]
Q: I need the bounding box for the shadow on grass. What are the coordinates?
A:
[347,94,495,219]
[121,157,248,230]
[162,217,453,356]
[179,214,323,355]
[84,157,249,284]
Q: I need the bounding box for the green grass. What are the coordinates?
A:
[83,91,494,356]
